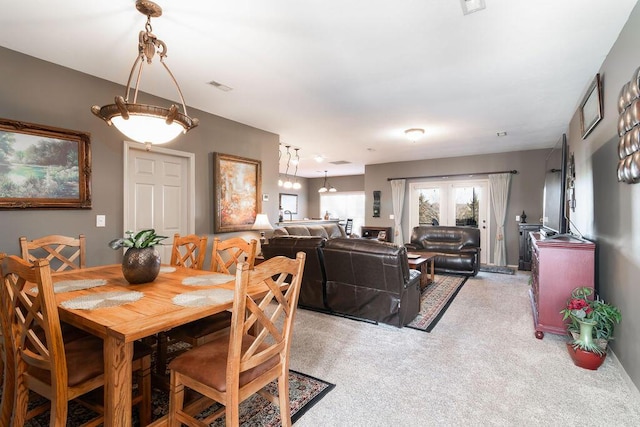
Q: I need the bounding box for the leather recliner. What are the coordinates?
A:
[405,226,481,276]
[321,238,421,327]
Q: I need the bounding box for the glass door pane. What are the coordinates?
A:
[453,186,481,227]
[417,188,441,226]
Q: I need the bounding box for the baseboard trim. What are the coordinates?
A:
[609,348,640,400]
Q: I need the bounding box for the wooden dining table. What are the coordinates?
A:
[50,263,260,426]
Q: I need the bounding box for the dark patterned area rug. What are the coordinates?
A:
[3,342,334,426]
[407,274,467,332]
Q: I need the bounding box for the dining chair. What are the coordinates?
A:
[169,233,208,269]
[0,253,14,427]
[19,234,86,272]
[0,254,152,426]
[158,237,259,378]
[209,237,258,273]
[167,252,306,427]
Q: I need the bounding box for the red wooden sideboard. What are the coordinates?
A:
[529,232,595,339]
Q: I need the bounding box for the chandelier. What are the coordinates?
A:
[282,145,293,189]
[292,148,302,190]
[91,0,198,149]
[318,170,337,193]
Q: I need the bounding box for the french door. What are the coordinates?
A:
[409,180,489,264]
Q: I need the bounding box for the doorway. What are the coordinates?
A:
[409,180,489,264]
[124,142,195,262]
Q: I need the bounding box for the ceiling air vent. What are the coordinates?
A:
[329,160,351,165]
[207,80,233,92]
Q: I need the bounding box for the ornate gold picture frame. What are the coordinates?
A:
[213,152,262,232]
[0,118,92,209]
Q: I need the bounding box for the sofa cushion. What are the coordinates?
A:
[272,223,346,239]
[407,226,480,276]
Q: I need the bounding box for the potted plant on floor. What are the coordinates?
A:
[109,229,167,284]
[560,286,622,370]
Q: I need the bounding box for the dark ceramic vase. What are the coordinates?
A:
[122,247,161,284]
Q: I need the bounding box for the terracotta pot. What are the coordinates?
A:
[122,247,161,284]
[566,343,607,370]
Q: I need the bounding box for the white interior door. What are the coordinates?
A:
[124,142,195,263]
[410,180,489,264]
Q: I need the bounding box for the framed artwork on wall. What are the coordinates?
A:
[279,193,298,214]
[213,152,262,232]
[580,73,603,139]
[0,118,92,209]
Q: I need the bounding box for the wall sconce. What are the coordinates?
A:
[91,0,198,149]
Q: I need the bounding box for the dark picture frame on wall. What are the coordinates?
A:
[580,73,603,139]
[0,118,92,209]
[213,152,262,232]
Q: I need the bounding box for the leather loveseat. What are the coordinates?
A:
[322,238,420,327]
[263,236,420,327]
[262,236,327,311]
[405,226,481,276]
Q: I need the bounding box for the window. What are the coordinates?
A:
[320,191,365,235]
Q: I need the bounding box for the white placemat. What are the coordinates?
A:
[181,274,235,286]
[31,279,108,294]
[60,291,143,310]
[172,289,235,307]
[160,266,176,273]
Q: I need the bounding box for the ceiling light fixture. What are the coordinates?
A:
[283,145,293,189]
[314,155,324,163]
[318,170,337,193]
[405,128,425,142]
[460,0,486,15]
[277,144,283,187]
[91,0,198,150]
[292,148,302,190]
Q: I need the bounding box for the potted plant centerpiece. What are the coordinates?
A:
[560,286,622,370]
[109,229,167,284]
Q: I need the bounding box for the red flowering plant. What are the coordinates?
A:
[560,287,622,354]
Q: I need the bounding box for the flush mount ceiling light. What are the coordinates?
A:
[91,0,198,149]
[460,0,486,15]
[405,128,425,142]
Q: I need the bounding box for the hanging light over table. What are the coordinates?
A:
[292,148,302,190]
[283,146,293,189]
[91,0,198,149]
[318,170,337,193]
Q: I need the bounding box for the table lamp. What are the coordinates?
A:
[252,214,274,253]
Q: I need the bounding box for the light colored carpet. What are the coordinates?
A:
[289,271,640,426]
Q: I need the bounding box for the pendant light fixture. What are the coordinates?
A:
[283,145,293,189]
[318,170,337,193]
[277,144,283,187]
[292,148,302,190]
[91,0,198,149]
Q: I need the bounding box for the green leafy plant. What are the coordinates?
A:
[560,286,622,354]
[108,229,167,250]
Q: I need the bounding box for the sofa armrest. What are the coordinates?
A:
[404,243,421,251]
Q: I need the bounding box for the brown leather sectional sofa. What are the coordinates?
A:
[405,226,481,276]
[263,231,420,327]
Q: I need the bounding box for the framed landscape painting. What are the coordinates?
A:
[0,118,92,209]
[213,152,261,232]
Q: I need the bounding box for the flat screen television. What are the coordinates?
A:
[542,134,568,236]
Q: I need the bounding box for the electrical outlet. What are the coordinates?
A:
[516,215,521,222]
[96,215,106,227]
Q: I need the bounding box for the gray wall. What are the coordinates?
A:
[0,46,279,265]
[364,150,548,266]
[567,3,640,389]
[307,174,366,218]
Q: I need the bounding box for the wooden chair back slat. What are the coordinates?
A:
[210,237,257,274]
[19,234,86,271]
[170,234,208,270]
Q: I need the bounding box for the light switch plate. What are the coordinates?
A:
[96,215,106,227]
[516,215,521,222]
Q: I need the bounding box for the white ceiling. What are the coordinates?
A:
[0,0,637,178]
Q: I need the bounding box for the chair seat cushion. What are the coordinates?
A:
[169,334,279,392]
[28,334,104,387]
